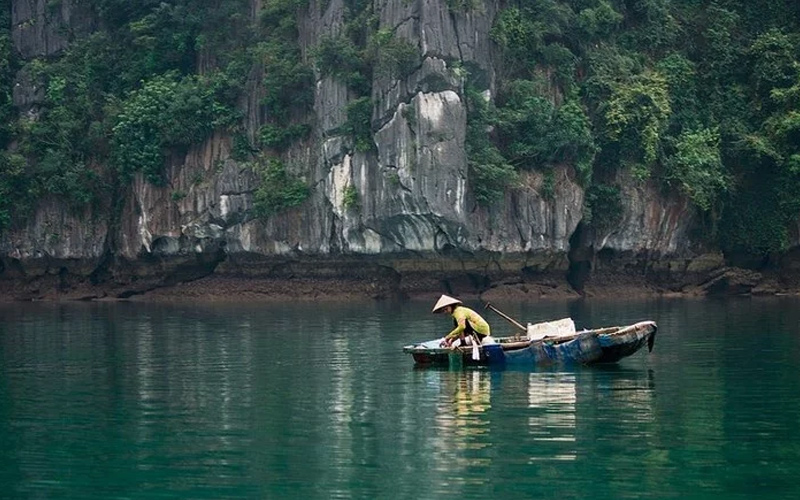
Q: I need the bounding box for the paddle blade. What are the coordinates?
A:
[648,330,657,352]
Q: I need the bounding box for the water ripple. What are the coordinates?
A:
[1,299,800,499]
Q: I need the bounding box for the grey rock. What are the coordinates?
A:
[12,0,94,58]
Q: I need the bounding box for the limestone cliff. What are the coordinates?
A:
[1,0,794,301]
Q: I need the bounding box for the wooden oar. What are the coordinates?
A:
[484,302,527,333]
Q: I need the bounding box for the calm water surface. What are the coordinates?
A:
[1,297,799,499]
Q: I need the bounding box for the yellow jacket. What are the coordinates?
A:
[445,305,491,340]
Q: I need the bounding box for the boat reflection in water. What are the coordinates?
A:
[444,371,492,441]
[418,370,494,490]
[527,372,578,462]
[415,364,657,490]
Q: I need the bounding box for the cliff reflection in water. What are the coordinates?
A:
[123,308,258,485]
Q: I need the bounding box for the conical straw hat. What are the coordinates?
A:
[432,294,462,313]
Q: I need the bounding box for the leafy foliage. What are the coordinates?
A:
[719,184,792,256]
[259,39,314,124]
[0,8,13,148]
[344,97,375,152]
[313,34,371,96]
[342,185,360,210]
[494,79,595,180]
[252,156,309,218]
[465,87,519,205]
[370,29,419,80]
[479,0,800,258]
[1,0,252,230]
[258,123,312,151]
[110,71,239,184]
[0,153,28,231]
[583,183,623,234]
[748,28,797,105]
[655,53,701,132]
[603,70,671,167]
[14,48,109,209]
[490,1,573,80]
[315,35,358,75]
[575,1,623,42]
[494,80,556,167]
[259,0,315,132]
[663,128,728,212]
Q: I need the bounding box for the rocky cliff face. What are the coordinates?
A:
[3,0,790,301]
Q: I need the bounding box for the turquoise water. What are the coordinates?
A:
[1,297,799,499]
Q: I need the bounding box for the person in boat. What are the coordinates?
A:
[432,294,492,348]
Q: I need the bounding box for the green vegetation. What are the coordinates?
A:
[259,0,314,130]
[313,34,367,92]
[465,0,800,258]
[370,28,419,80]
[258,123,311,152]
[0,3,26,230]
[492,79,596,181]
[344,97,374,152]
[110,71,239,184]
[464,85,518,205]
[251,156,309,217]
[662,128,726,212]
[583,183,623,234]
[342,185,360,211]
[0,0,255,228]
[604,71,671,169]
[0,0,321,230]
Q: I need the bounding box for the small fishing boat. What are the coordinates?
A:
[403,310,657,368]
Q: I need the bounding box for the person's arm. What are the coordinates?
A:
[444,316,466,340]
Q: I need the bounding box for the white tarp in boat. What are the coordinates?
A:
[527,318,576,341]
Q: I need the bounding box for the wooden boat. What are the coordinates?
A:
[402,320,657,368]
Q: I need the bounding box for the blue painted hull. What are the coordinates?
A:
[403,321,657,368]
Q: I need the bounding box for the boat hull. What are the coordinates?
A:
[409,343,507,367]
[403,321,657,368]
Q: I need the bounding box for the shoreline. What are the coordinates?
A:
[1,274,798,303]
[2,252,799,303]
